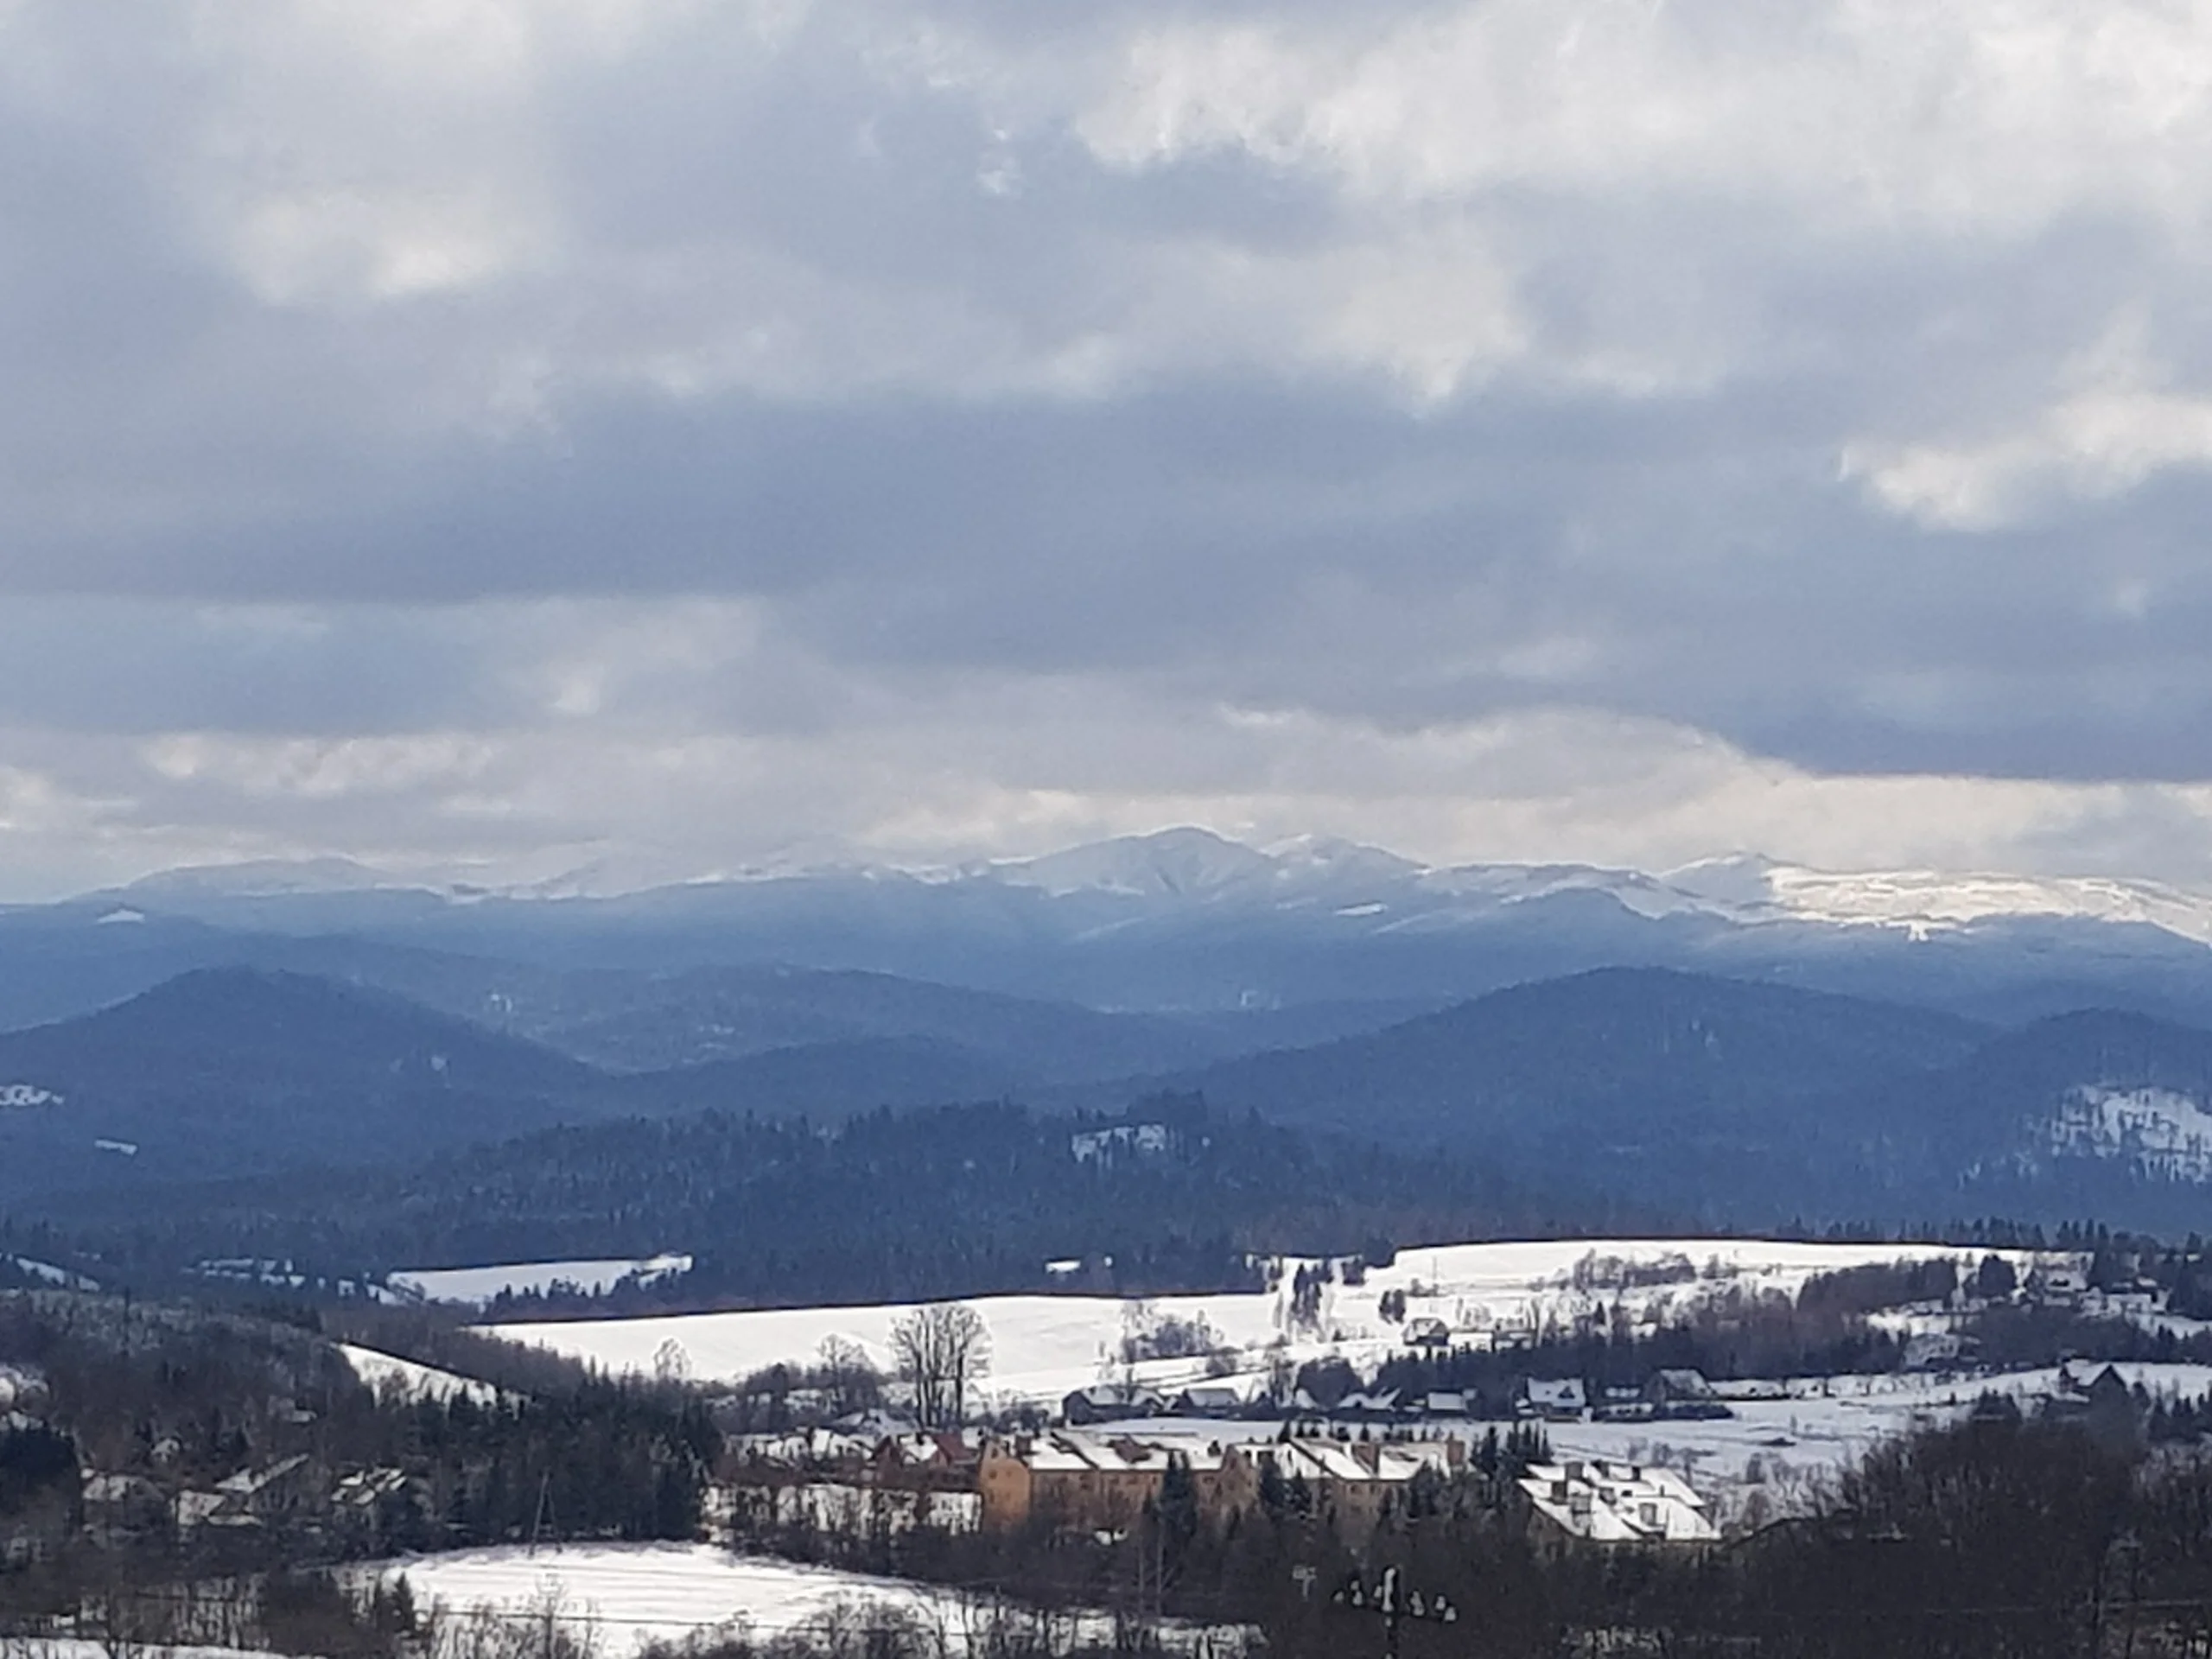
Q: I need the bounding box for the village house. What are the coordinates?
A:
[1643,1370,1729,1419]
[1172,1385,1247,1419]
[979,1433,1243,1534]
[1520,1378,1589,1421]
[1519,1459,1717,1548]
[725,1427,976,1508]
[869,1432,978,1490]
[977,1431,1456,1543]
[1331,1389,1403,1424]
[1062,1382,1166,1425]
[180,1452,324,1536]
[331,1466,432,1552]
[2040,1363,2143,1448]
[730,1425,875,1471]
[1902,1331,1973,1371]
[1257,1436,1456,1541]
[2083,1279,2168,1319]
[2027,1264,2088,1306]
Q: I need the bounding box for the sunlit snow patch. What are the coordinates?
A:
[391,1254,695,1306]
[339,1343,508,1407]
[2041,1086,2212,1183]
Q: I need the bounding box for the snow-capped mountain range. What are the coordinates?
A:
[0,824,2201,1052]
[94,826,2212,946]
[9,834,2212,1230]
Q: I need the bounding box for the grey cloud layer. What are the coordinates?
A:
[4,0,2212,887]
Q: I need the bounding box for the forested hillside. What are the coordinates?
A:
[39,1100,1667,1307]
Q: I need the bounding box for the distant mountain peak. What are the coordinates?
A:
[991,826,1282,899]
[124,856,417,899]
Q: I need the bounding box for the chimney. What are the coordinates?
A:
[1444,1437,1465,1471]
[1352,1441,1382,1474]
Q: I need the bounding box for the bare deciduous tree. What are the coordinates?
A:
[888,1303,990,1428]
[817,1334,880,1418]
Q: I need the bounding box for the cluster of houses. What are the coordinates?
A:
[1059,1369,1733,1429]
[76,1448,428,1557]
[2,1362,434,1568]
[974,1432,1459,1543]
[2024,1264,2171,1320]
[728,1402,1741,1550]
[725,1420,1725,1549]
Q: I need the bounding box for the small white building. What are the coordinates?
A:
[1521,1378,1588,1421]
[1520,1459,1717,1545]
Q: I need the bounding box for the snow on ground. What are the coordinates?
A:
[367,1543,1247,1656]
[484,1238,2029,1408]
[1547,1361,2212,1522]
[1101,1361,2212,1529]
[394,1255,694,1306]
[4,1255,97,1290]
[339,1343,509,1407]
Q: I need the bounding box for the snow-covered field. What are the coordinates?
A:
[369,1543,1248,1656]
[484,1237,2031,1408]
[393,1255,694,1306]
[340,1343,509,1407]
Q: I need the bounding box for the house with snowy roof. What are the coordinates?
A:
[1519,1378,1588,1421]
[1643,1370,1730,1418]
[1255,1437,1456,1540]
[1331,1389,1404,1422]
[733,1425,875,1469]
[977,1431,1456,1541]
[1172,1384,1248,1419]
[1519,1459,1717,1548]
[871,1431,979,1485]
[2027,1264,2089,1306]
[213,1452,320,1522]
[978,1433,1242,1534]
[1063,1382,1167,1425]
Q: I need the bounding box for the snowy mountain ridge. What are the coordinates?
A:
[78,828,2212,948]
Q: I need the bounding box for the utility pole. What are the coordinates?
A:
[528,1471,553,1556]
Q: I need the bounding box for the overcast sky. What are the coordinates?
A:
[5,0,2212,895]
